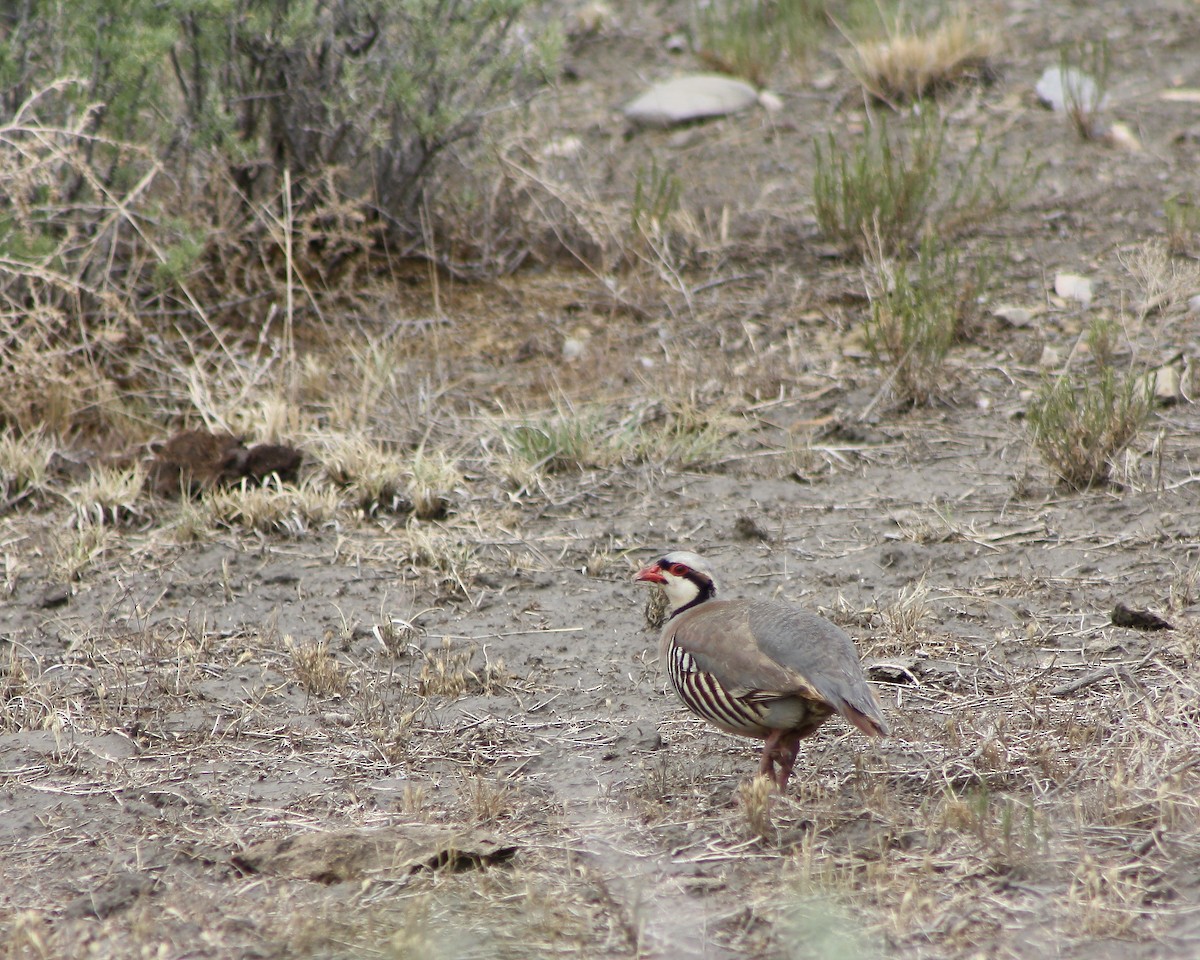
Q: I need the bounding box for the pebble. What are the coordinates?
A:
[1054,273,1093,307]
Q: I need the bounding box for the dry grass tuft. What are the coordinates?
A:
[882,578,931,645]
[1164,194,1200,257]
[461,775,515,824]
[419,638,476,697]
[1122,239,1200,321]
[407,450,461,520]
[845,10,999,104]
[738,774,776,840]
[1,644,31,705]
[49,523,111,582]
[0,427,53,508]
[287,636,349,697]
[318,432,411,515]
[204,477,342,535]
[69,465,148,529]
[405,528,477,597]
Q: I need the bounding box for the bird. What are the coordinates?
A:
[634,550,888,789]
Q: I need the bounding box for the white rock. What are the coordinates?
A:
[757,90,783,112]
[562,337,586,361]
[1187,294,1200,315]
[1054,273,1093,307]
[1105,122,1141,152]
[1150,365,1183,403]
[1036,66,1108,115]
[664,33,688,53]
[623,74,760,127]
[542,136,583,160]
[993,304,1034,327]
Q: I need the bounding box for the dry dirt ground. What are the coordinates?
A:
[4,1,1200,958]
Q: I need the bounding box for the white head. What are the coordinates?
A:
[634,550,719,616]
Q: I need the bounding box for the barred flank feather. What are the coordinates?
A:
[668,642,773,737]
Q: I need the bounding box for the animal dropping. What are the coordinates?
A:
[635,551,888,790]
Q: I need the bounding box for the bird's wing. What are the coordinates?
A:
[666,601,825,700]
[748,602,888,736]
[667,600,888,736]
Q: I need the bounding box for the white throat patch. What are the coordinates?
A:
[663,572,703,612]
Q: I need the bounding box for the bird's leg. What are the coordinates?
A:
[771,731,803,790]
[760,729,801,789]
[758,732,781,783]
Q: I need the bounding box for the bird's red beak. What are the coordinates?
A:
[635,564,665,584]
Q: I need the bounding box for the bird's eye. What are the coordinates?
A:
[668,563,689,576]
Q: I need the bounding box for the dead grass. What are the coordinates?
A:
[0,428,53,507]
[203,477,343,535]
[318,432,412,515]
[844,8,999,105]
[418,638,476,697]
[737,774,776,840]
[288,636,349,697]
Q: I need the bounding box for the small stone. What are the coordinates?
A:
[1054,273,1093,307]
[664,33,688,53]
[1150,365,1183,404]
[993,304,1034,327]
[542,136,583,160]
[562,337,586,361]
[757,90,783,112]
[1036,66,1108,115]
[1188,294,1200,315]
[40,584,71,609]
[1104,122,1141,152]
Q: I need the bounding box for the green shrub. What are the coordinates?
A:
[694,0,828,86]
[864,235,987,405]
[3,0,558,222]
[812,112,1029,256]
[1027,359,1152,490]
[0,0,561,437]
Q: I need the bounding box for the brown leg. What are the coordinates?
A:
[759,729,804,790]
[772,731,803,790]
[759,730,782,783]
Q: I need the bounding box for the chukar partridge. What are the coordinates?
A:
[635,550,888,789]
